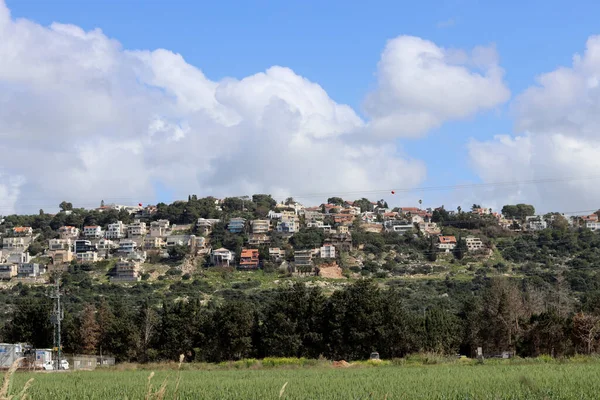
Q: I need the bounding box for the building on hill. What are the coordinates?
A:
[526,216,548,231]
[384,220,413,234]
[248,234,270,246]
[269,248,285,262]
[150,220,171,237]
[239,248,260,270]
[111,259,141,282]
[211,248,234,266]
[127,220,147,237]
[12,227,33,236]
[48,239,73,263]
[581,214,599,223]
[119,239,137,254]
[7,252,31,264]
[76,251,98,263]
[303,210,324,222]
[337,226,349,234]
[362,223,383,233]
[251,220,270,234]
[74,240,96,254]
[465,237,485,252]
[83,226,103,239]
[0,264,17,280]
[228,217,246,234]
[17,263,45,278]
[197,218,220,235]
[333,214,354,226]
[320,244,336,259]
[586,221,600,231]
[59,226,79,240]
[326,233,353,253]
[106,221,126,239]
[144,237,166,250]
[276,220,299,234]
[294,249,313,268]
[2,237,29,251]
[437,236,456,252]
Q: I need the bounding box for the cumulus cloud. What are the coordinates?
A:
[0,1,508,214]
[469,36,600,212]
[364,36,510,138]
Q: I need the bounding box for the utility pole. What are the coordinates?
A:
[50,277,63,370]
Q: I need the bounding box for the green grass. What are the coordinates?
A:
[10,361,600,399]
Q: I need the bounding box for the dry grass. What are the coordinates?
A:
[0,358,33,400]
[144,354,185,400]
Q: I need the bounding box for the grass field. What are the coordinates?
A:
[6,360,600,399]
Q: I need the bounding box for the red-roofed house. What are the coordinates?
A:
[12,227,33,236]
[437,236,457,251]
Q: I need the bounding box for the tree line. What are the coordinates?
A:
[3,278,600,362]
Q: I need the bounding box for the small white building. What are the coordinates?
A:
[150,220,171,237]
[320,244,336,259]
[465,237,485,252]
[437,236,457,251]
[586,222,600,231]
[118,239,137,254]
[76,251,98,263]
[211,248,234,266]
[59,226,79,240]
[526,216,547,231]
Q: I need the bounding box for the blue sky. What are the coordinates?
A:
[3,0,600,212]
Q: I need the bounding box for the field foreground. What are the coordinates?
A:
[8,361,600,399]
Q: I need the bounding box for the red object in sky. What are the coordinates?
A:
[138,203,143,207]
[391,190,395,194]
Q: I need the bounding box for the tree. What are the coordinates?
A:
[169,244,189,262]
[502,204,535,220]
[100,200,105,207]
[79,304,100,354]
[59,201,73,212]
[426,237,438,262]
[453,235,467,260]
[472,204,481,211]
[285,197,295,205]
[457,206,462,214]
[2,298,53,348]
[354,198,374,213]
[572,312,600,354]
[327,197,344,206]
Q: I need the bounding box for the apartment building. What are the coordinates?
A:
[294,250,313,268]
[59,226,79,240]
[465,237,485,252]
[0,264,17,280]
[228,218,246,234]
[111,259,141,282]
[83,226,103,239]
[150,219,170,237]
[320,244,336,259]
[251,220,270,234]
[127,220,147,237]
[239,248,260,270]
[106,221,126,239]
[17,263,45,278]
[2,237,28,251]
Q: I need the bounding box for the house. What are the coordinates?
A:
[420,222,441,237]
[59,226,79,240]
[303,210,324,222]
[196,218,220,235]
[251,220,270,234]
[0,264,17,280]
[586,222,600,231]
[2,237,28,251]
[465,237,485,252]
[74,240,96,254]
[320,244,336,259]
[472,207,491,216]
[337,226,349,234]
[294,249,313,268]
[127,220,147,237]
[437,236,457,251]
[106,222,126,239]
[326,233,353,253]
[7,252,31,264]
[581,214,599,222]
[76,251,98,263]
[211,248,234,266]
[48,239,73,263]
[248,234,270,246]
[150,220,171,237]
[307,220,325,229]
[228,218,246,234]
[97,239,117,251]
[118,239,137,254]
[277,220,299,233]
[111,259,141,282]
[526,216,548,231]
[384,220,413,234]
[269,248,285,262]
[239,248,260,270]
[83,226,103,239]
[17,263,45,278]
[333,214,354,225]
[12,227,33,236]
[144,237,166,250]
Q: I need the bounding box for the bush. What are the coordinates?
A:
[182,273,191,280]
[166,268,182,276]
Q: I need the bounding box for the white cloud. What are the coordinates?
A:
[469,36,600,212]
[0,2,510,214]
[364,36,510,138]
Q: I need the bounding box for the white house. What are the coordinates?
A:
[586,222,600,231]
[127,220,147,237]
[320,244,336,259]
[526,216,547,231]
[119,239,137,254]
[106,222,126,239]
[83,226,103,239]
[211,248,234,266]
[59,226,79,240]
[437,236,457,251]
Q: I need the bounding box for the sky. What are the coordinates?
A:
[2,0,600,214]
